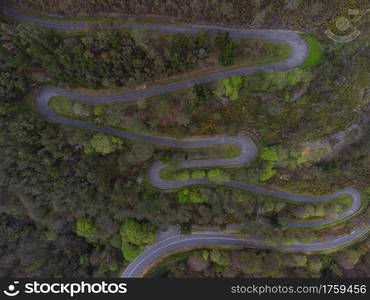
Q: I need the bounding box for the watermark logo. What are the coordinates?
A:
[325,9,369,42]
[3,281,20,297]
[2,281,128,297]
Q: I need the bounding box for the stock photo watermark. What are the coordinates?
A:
[325,8,370,42]
[2,280,128,298]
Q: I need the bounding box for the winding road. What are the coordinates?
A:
[121,229,367,277]
[2,5,368,278]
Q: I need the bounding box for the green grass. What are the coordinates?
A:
[301,34,322,68]
[49,96,75,117]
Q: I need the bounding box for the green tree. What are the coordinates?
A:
[177,189,191,203]
[193,83,212,105]
[209,249,230,267]
[120,219,157,247]
[260,161,276,181]
[191,170,206,179]
[218,76,243,101]
[87,133,123,155]
[260,146,287,161]
[189,189,207,203]
[76,218,98,240]
[132,143,154,161]
[177,188,207,203]
[175,171,190,181]
[307,257,323,273]
[207,169,230,182]
[121,242,142,262]
[215,32,235,66]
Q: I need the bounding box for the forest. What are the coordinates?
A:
[0,22,216,91]
[0,1,369,278]
[146,240,370,278]
[7,0,369,33]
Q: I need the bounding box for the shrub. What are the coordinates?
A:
[215,32,235,66]
[289,151,307,165]
[302,34,322,68]
[220,76,243,100]
[202,250,210,260]
[94,105,105,116]
[260,147,279,161]
[177,188,207,203]
[177,189,191,203]
[207,168,230,182]
[189,189,207,203]
[76,218,98,240]
[260,146,287,162]
[132,143,154,161]
[191,170,206,179]
[209,249,230,267]
[46,231,58,241]
[73,102,92,117]
[121,242,142,262]
[193,83,212,105]
[259,161,276,181]
[49,97,74,116]
[120,219,157,247]
[109,233,122,249]
[175,171,190,181]
[88,133,123,155]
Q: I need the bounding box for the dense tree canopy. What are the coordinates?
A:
[0,1,369,278]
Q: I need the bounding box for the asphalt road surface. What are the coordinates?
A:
[2,5,368,278]
[121,229,368,277]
